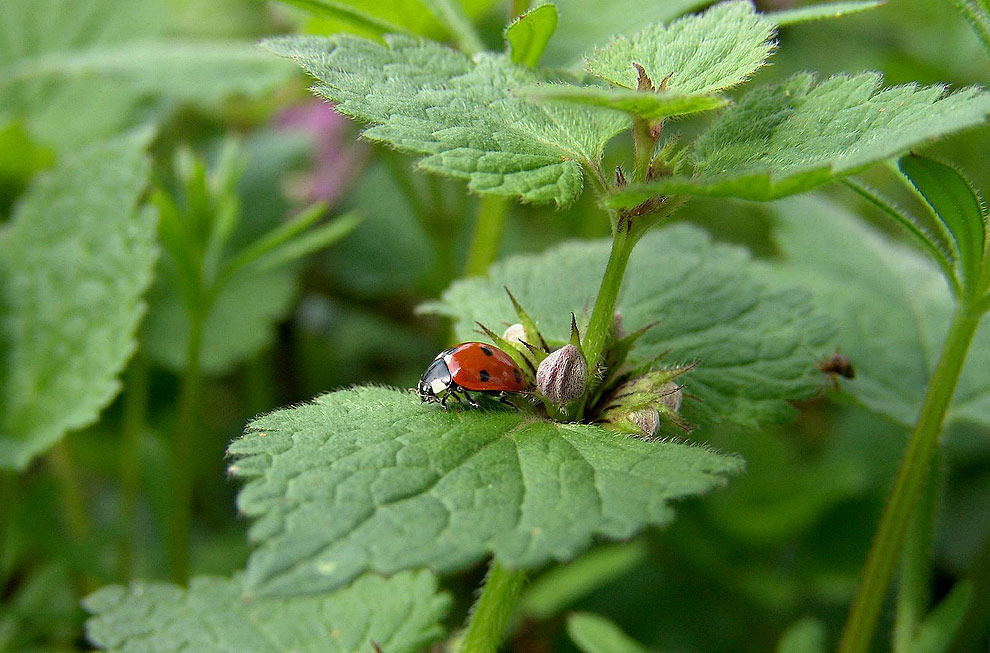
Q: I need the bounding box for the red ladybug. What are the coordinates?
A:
[418,342,527,408]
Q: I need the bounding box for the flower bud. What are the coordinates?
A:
[628,407,660,439]
[537,344,587,405]
[502,323,526,345]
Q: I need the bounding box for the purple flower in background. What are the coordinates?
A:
[278,100,367,206]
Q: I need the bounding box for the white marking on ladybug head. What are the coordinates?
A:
[430,378,449,394]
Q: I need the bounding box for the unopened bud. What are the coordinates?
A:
[502,323,526,345]
[537,344,587,405]
[658,381,682,412]
[629,407,660,439]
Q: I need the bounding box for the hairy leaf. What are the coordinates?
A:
[430,225,835,427]
[758,195,990,429]
[506,4,558,68]
[898,154,988,296]
[0,131,155,469]
[608,73,990,205]
[519,84,729,120]
[228,386,741,596]
[84,571,449,653]
[585,1,776,95]
[768,0,884,26]
[263,34,629,205]
[567,612,649,653]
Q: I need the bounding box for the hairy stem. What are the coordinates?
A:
[168,308,205,584]
[893,453,940,652]
[632,118,654,183]
[839,305,984,653]
[582,229,636,378]
[118,355,149,580]
[459,559,527,653]
[464,196,509,276]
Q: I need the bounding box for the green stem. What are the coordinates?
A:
[632,118,654,183]
[459,559,527,653]
[118,355,148,580]
[839,305,984,653]
[464,196,509,276]
[49,440,89,539]
[168,308,206,584]
[582,229,636,376]
[893,452,940,652]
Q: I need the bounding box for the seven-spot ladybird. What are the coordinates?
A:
[418,342,527,408]
[817,347,855,390]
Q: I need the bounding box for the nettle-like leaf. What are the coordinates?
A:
[84,570,449,653]
[758,195,990,430]
[431,225,835,427]
[263,35,629,205]
[228,386,741,596]
[0,131,155,470]
[608,73,990,205]
[585,1,776,95]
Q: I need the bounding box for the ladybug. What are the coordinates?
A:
[418,342,527,408]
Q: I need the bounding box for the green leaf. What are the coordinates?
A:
[0,131,155,470]
[768,0,885,26]
[776,618,826,653]
[757,194,990,430]
[506,4,558,68]
[263,34,629,205]
[519,84,730,120]
[430,225,835,428]
[608,73,990,206]
[228,386,741,596]
[289,0,496,41]
[585,1,776,95]
[913,581,974,653]
[898,154,988,296]
[953,0,990,58]
[83,570,450,653]
[566,612,649,653]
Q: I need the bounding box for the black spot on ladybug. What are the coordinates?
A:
[479,370,491,382]
[480,346,493,356]
[513,369,522,383]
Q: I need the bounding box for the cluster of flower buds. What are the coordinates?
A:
[476,288,695,434]
[595,365,695,439]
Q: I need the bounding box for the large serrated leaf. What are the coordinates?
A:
[607,73,990,205]
[585,1,776,95]
[0,131,156,470]
[228,386,741,597]
[758,194,990,429]
[430,225,835,427]
[263,34,629,205]
[83,570,449,653]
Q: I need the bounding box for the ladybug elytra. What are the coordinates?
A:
[418,342,527,408]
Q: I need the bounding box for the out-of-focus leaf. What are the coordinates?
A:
[430,225,835,428]
[0,131,155,469]
[912,580,974,653]
[758,195,990,429]
[521,540,648,619]
[566,612,649,653]
[506,4,558,68]
[585,2,776,95]
[84,570,450,653]
[228,386,741,596]
[607,73,990,205]
[954,0,990,57]
[291,0,496,42]
[776,618,826,653]
[263,35,629,205]
[768,0,884,26]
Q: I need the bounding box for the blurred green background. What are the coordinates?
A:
[1,0,989,651]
